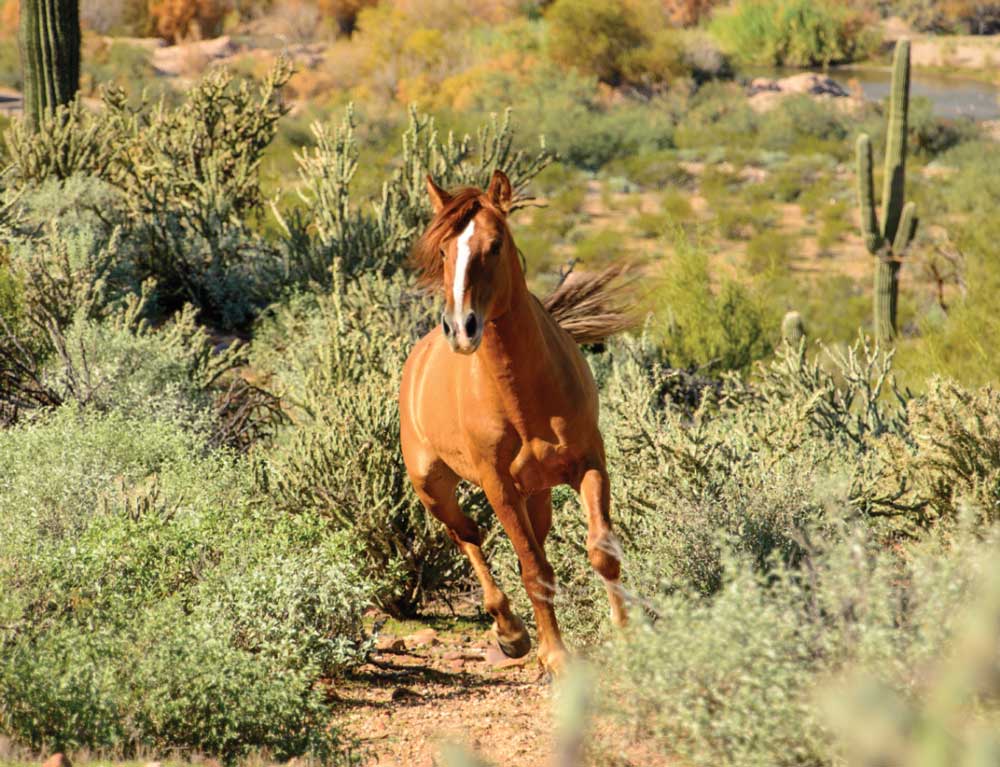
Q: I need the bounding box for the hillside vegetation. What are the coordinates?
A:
[2,1,1000,765]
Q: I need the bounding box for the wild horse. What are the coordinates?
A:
[399,170,633,674]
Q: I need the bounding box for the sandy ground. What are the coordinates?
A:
[332,610,671,767]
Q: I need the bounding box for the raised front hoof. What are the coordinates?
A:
[492,617,531,659]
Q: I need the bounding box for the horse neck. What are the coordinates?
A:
[477,266,553,408]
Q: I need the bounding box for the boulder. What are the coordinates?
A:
[152,36,238,77]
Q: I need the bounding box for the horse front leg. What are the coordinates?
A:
[482,474,569,675]
[405,457,530,657]
[578,466,628,628]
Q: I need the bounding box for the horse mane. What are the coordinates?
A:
[411,187,501,292]
[542,263,640,346]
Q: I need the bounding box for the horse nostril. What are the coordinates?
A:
[441,314,452,337]
[464,313,478,339]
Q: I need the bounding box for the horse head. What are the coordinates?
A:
[413,170,521,354]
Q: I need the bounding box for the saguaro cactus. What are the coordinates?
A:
[781,310,805,348]
[856,39,917,343]
[18,0,81,130]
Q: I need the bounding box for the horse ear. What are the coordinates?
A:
[487,169,512,213]
[426,175,451,214]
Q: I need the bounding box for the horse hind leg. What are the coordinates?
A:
[578,466,628,628]
[410,463,530,658]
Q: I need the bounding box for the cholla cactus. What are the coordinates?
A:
[856,39,918,343]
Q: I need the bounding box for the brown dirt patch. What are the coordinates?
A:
[333,609,671,767]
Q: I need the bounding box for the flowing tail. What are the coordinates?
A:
[542,263,640,346]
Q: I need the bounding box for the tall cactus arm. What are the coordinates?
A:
[881,38,910,244]
[856,134,883,254]
[18,0,81,131]
[893,201,918,255]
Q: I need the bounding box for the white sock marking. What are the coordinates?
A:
[453,220,475,315]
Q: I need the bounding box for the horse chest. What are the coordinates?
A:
[509,439,580,494]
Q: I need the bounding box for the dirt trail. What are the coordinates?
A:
[333,613,553,766]
[333,610,666,767]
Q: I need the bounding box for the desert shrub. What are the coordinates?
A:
[4,63,292,328]
[253,270,490,615]
[545,0,661,88]
[149,0,232,42]
[346,0,521,104]
[554,101,677,170]
[891,0,1000,34]
[82,40,164,100]
[816,199,850,252]
[42,296,244,431]
[662,188,695,224]
[605,149,693,190]
[113,63,291,327]
[3,94,130,186]
[745,229,793,275]
[868,379,1000,532]
[0,407,376,759]
[653,239,773,371]
[757,96,852,157]
[823,535,1000,766]
[606,521,1000,766]
[0,38,21,91]
[674,82,759,151]
[571,228,627,267]
[710,0,879,67]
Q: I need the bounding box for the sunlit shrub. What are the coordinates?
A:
[710,0,880,67]
[546,0,688,90]
[653,238,773,371]
[148,0,232,42]
[0,408,376,759]
[608,522,1000,766]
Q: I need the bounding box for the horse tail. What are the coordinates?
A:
[542,263,640,346]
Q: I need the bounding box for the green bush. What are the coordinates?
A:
[745,229,794,275]
[607,522,1000,767]
[653,238,773,372]
[710,0,879,67]
[0,38,22,92]
[0,408,377,759]
[545,0,683,89]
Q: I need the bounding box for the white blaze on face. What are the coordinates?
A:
[452,219,476,315]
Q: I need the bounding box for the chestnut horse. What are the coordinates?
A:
[399,170,631,674]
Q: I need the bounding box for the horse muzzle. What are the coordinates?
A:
[442,310,483,354]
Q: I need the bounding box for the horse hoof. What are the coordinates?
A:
[538,647,569,677]
[492,618,531,659]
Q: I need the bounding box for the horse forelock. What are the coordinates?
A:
[411,188,507,292]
